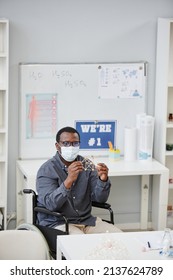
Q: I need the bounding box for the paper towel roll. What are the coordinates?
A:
[124,127,137,161]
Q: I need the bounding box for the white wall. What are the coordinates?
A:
[1,0,173,227]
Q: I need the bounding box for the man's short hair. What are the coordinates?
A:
[56,126,80,142]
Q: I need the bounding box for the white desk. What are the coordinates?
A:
[57,231,173,260]
[16,157,169,230]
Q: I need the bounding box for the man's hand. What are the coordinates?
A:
[64,161,83,189]
[96,163,109,182]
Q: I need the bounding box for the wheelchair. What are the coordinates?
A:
[21,188,114,259]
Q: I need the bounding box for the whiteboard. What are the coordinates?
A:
[19,62,147,159]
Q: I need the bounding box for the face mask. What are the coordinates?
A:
[60,146,79,162]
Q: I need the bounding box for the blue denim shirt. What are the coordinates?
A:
[36,152,111,228]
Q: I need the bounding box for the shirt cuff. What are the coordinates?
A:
[98,177,110,188]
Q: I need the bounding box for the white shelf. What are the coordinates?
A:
[0,199,5,207]
[165,151,173,156]
[0,128,6,133]
[154,18,173,212]
[166,123,173,128]
[0,84,7,90]
[0,19,9,229]
[0,52,7,57]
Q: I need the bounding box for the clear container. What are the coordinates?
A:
[160,228,173,257]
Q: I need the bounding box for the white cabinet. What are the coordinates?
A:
[154,18,173,227]
[0,19,9,229]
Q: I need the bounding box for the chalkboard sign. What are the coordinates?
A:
[19,62,147,159]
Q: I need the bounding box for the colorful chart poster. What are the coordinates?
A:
[26,93,57,139]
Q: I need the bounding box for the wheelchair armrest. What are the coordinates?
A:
[34,207,69,234]
[92,201,114,224]
[92,201,111,209]
[34,206,66,218]
[23,189,69,234]
[23,188,35,194]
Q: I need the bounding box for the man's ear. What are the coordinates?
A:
[55,142,59,150]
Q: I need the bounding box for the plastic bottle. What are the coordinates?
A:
[160,228,172,256]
